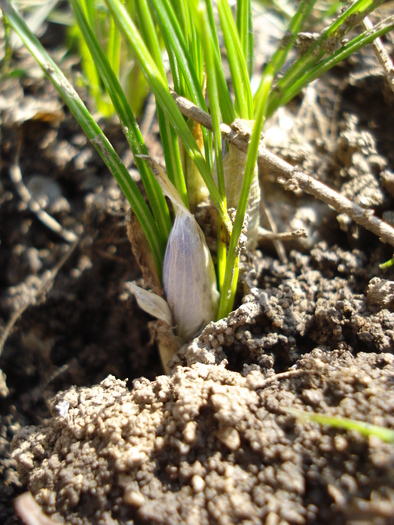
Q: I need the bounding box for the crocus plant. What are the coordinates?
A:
[1,0,393,370]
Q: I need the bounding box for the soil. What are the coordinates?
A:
[1,11,394,525]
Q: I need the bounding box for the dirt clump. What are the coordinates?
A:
[12,349,394,525]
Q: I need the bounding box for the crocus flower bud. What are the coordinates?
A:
[131,155,219,342]
[163,207,219,341]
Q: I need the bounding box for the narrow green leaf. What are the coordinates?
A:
[106,15,121,78]
[204,0,235,124]
[236,0,253,78]
[286,408,394,444]
[0,0,164,276]
[105,0,232,233]
[268,0,386,112]
[192,0,227,297]
[185,1,204,86]
[133,0,188,206]
[180,0,209,166]
[70,0,172,245]
[218,68,269,317]
[149,0,207,110]
[218,0,317,317]
[253,0,316,108]
[218,0,253,119]
[267,14,394,116]
[148,0,212,171]
[380,255,394,269]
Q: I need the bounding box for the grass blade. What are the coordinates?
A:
[70,0,172,245]
[105,0,232,232]
[218,0,317,317]
[148,0,212,172]
[268,14,394,115]
[253,0,316,108]
[134,0,188,205]
[286,408,394,444]
[0,0,164,276]
[106,15,121,78]
[181,0,204,85]
[205,0,235,124]
[218,0,253,119]
[192,0,227,291]
[268,0,385,114]
[149,0,207,110]
[236,0,253,78]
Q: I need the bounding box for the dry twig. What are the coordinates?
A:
[171,90,394,248]
[259,193,287,262]
[363,16,394,94]
[250,369,308,391]
[15,493,62,525]
[10,134,78,243]
[258,227,307,242]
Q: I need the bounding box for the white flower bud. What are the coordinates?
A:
[163,209,219,341]
[132,155,220,342]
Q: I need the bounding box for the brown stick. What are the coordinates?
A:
[15,493,63,525]
[363,16,394,94]
[171,90,394,247]
[258,227,307,242]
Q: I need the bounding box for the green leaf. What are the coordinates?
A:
[0,0,164,277]
[149,0,207,110]
[70,0,172,247]
[286,408,394,444]
[268,14,394,116]
[148,0,212,171]
[267,0,386,114]
[236,0,253,78]
[105,0,232,233]
[134,0,188,205]
[218,0,253,119]
[253,0,316,109]
[204,0,235,124]
[191,0,227,294]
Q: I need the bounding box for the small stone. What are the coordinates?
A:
[124,488,145,508]
[367,278,394,310]
[191,475,205,493]
[183,421,197,443]
[216,426,241,451]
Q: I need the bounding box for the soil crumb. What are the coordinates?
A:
[12,349,394,525]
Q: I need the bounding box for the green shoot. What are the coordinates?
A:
[266,0,387,115]
[133,0,188,205]
[218,0,316,317]
[218,0,253,120]
[380,255,394,270]
[70,0,172,248]
[236,0,253,79]
[286,408,394,444]
[104,0,231,232]
[268,14,394,115]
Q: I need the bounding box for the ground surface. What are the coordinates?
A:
[1,8,394,525]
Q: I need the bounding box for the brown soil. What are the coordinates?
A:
[1,13,394,525]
